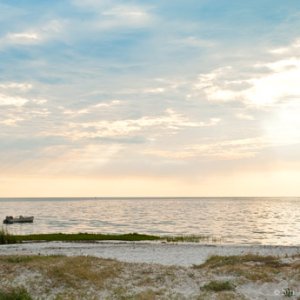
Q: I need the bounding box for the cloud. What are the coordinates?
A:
[269,38,300,55]
[0,116,24,127]
[0,83,33,91]
[62,100,121,116]
[235,112,255,120]
[144,138,265,160]
[192,48,300,108]
[102,5,150,22]
[0,94,29,107]
[0,19,66,48]
[0,81,49,128]
[45,109,220,140]
[49,144,123,170]
[6,32,40,44]
[71,0,153,30]
[0,82,46,108]
[144,136,299,161]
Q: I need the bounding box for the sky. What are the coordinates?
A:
[1,0,300,197]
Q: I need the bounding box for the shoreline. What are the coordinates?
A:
[1,241,300,266]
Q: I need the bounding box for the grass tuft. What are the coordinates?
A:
[38,256,121,289]
[283,287,295,297]
[0,287,32,300]
[195,254,284,268]
[202,280,235,292]
[193,254,288,283]
[164,235,210,243]
[0,227,17,244]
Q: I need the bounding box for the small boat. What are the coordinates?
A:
[3,216,34,224]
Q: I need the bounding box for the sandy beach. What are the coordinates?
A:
[1,241,300,266]
[1,242,300,299]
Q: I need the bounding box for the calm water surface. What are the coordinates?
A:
[0,197,299,246]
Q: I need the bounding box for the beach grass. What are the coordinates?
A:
[8,232,211,243]
[193,254,288,283]
[0,227,17,245]
[196,254,285,268]
[202,280,235,292]
[0,287,32,300]
[164,234,210,243]
[13,232,160,243]
[0,254,299,299]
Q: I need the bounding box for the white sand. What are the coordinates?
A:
[1,242,300,299]
[1,242,300,266]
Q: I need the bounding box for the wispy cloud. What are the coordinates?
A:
[191,43,300,109]
[0,82,33,91]
[144,135,300,162]
[0,94,29,107]
[144,138,265,160]
[62,100,121,116]
[6,32,40,44]
[0,19,66,48]
[71,0,153,30]
[47,109,220,140]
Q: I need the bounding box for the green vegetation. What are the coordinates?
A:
[0,254,298,299]
[202,280,235,292]
[195,254,284,268]
[1,226,213,244]
[0,228,17,245]
[0,255,121,290]
[7,232,210,243]
[0,287,32,300]
[283,288,295,297]
[13,232,160,242]
[2,255,53,264]
[193,254,287,283]
[164,234,210,243]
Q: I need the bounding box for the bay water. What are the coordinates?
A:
[0,197,299,246]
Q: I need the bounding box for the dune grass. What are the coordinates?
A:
[202,280,235,292]
[0,287,32,300]
[196,254,285,268]
[193,254,288,283]
[0,254,299,299]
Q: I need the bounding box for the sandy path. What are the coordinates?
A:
[1,242,300,266]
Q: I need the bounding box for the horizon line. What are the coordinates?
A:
[0,196,299,199]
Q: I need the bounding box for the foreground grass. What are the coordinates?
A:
[202,280,235,292]
[0,254,299,299]
[1,232,211,244]
[196,254,286,269]
[0,287,32,300]
[193,254,290,283]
